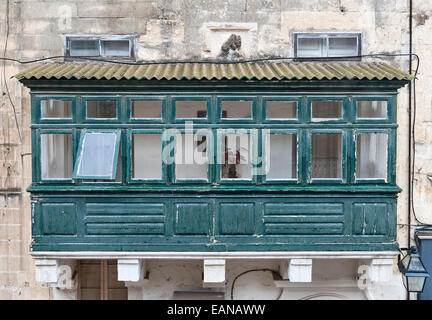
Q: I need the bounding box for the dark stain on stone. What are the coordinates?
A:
[414,13,429,26]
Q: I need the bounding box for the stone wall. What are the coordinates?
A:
[0,0,431,299]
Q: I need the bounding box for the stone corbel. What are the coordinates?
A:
[35,258,59,284]
[203,259,226,287]
[117,259,146,282]
[279,259,313,282]
[369,258,394,283]
[34,259,77,291]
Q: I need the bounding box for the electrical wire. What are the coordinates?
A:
[0,53,421,78]
[298,293,347,300]
[230,269,282,300]
[1,49,428,226]
[411,76,432,226]
[2,0,22,143]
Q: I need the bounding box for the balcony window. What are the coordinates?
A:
[131,100,162,119]
[175,100,208,120]
[175,133,209,180]
[265,100,297,120]
[86,100,117,119]
[265,133,297,180]
[73,130,121,180]
[312,100,343,121]
[41,99,72,119]
[357,101,387,119]
[356,133,388,179]
[311,133,342,179]
[33,94,395,187]
[221,100,253,119]
[220,133,252,180]
[132,133,163,180]
[40,133,72,179]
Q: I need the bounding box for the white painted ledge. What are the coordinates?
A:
[29,251,399,260]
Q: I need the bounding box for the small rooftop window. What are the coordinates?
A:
[65,36,135,60]
[294,33,361,59]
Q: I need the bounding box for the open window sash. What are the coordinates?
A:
[73,129,121,180]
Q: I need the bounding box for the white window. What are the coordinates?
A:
[65,36,135,59]
[221,133,253,180]
[41,100,72,119]
[175,133,209,180]
[132,133,163,180]
[73,130,121,180]
[356,133,388,179]
[357,101,387,119]
[295,33,361,58]
[311,133,342,179]
[265,133,297,180]
[40,133,72,179]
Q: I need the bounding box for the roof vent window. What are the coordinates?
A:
[295,33,361,59]
[66,36,135,60]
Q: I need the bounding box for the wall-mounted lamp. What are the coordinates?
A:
[398,246,430,293]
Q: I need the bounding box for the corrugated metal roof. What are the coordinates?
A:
[14,61,413,81]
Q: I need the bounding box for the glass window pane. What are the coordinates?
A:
[357,101,387,119]
[297,37,325,57]
[83,141,122,183]
[312,100,342,120]
[41,100,72,119]
[102,40,130,57]
[75,131,120,179]
[266,134,297,180]
[175,133,208,180]
[40,133,72,179]
[221,133,252,179]
[132,100,162,119]
[70,40,99,56]
[176,100,207,119]
[312,133,342,179]
[86,101,117,119]
[356,133,388,179]
[221,101,252,119]
[132,134,162,179]
[328,37,358,56]
[266,101,297,119]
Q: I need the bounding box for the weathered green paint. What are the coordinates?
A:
[24,78,408,252]
[30,192,398,251]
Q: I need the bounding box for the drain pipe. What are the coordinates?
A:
[407,0,413,301]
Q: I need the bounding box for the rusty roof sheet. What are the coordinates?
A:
[14,61,413,81]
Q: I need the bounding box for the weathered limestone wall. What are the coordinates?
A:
[0,0,431,299]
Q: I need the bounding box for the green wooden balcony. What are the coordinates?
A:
[17,61,410,254]
[30,191,397,252]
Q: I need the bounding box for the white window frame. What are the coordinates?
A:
[294,32,361,59]
[65,35,136,60]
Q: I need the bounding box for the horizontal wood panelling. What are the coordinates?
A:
[265,223,344,235]
[264,203,344,215]
[86,203,165,215]
[85,203,165,235]
[86,223,164,235]
[263,215,344,223]
[31,193,397,251]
